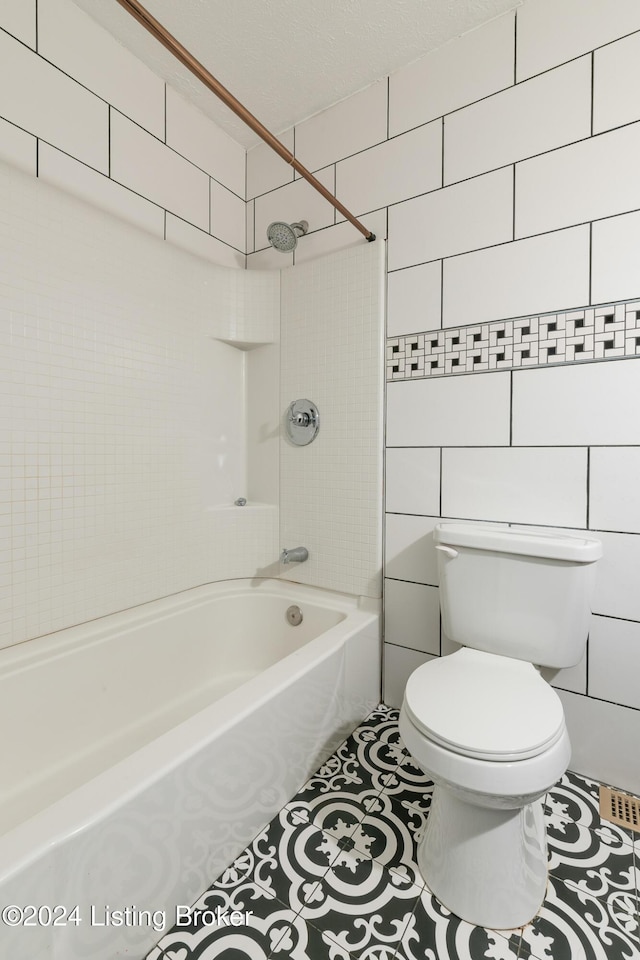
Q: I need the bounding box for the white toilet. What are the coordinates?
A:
[399,522,601,930]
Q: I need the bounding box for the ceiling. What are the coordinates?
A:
[75,0,523,149]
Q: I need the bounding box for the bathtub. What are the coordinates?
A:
[0,579,380,959]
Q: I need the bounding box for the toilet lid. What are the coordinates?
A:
[403,648,566,762]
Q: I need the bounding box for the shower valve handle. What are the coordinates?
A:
[290,410,311,427]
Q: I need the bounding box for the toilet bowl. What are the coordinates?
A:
[399,523,601,929]
[400,648,571,928]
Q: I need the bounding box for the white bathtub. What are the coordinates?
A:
[0,579,380,959]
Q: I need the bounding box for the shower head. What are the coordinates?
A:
[267,220,309,252]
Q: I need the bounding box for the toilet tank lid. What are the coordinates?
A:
[434,523,602,562]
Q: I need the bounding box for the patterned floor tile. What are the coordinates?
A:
[545,772,636,847]
[299,846,422,958]
[353,754,434,879]
[285,707,406,834]
[394,888,524,960]
[519,875,640,960]
[146,881,296,959]
[267,912,355,959]
[547,816,638,905]
[211,807,338,912]
[144,709,640,960]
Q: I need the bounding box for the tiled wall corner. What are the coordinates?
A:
[165,86,245,199]
[246,128,295,201]
[0,0,247,268]
[295,81,387,173]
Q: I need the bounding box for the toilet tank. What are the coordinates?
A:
[435,523,602,668]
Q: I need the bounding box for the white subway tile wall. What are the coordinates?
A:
[589,448,640,535]
[249,0,640,789]
[38,0,166,140]
[515,122,640,240]
[388,13,515,137]
[443,55,592,186]
[38,142,165,239]
[246,129,295,201]
[294,81,388,173]
[593,30,640,134]
[384,514,440,587]
[588,616,640,711]
[591,211,640,305]
[592,532,640,623]
[388,166,513,270]
[0,116,36,174]
[512,355,640,446]
[386,374,511,447]
[164,214,245,270]
[336,121,442,219]
[385,448,440,516]
[515,0,640,82]
[110,111,210,232]
[386,262,442,337]
[383,645,435,710]
[440,447,588,527]
[0,161,280,649]
[441,226,591,328]
[1,0,36,47]
[165,86,245,198]
[0,0,246,266]
[0,26,109,173]
[384,579,440,656]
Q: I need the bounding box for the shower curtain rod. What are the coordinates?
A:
[114,0,376,243]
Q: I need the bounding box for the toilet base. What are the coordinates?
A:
[418,784,548,929]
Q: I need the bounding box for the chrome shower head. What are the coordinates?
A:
[267,220,308,252]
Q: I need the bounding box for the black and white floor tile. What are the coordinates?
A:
[146,706,640,960]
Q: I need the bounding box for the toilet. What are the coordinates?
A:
[398,522,602,930]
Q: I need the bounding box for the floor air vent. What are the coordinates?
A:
[599,785,640,832]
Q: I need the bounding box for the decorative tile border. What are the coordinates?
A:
[387,299,640,381]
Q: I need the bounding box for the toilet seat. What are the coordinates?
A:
[403,648,565,762]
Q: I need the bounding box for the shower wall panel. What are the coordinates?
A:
[279,243,385,599]
[0,161,279,651]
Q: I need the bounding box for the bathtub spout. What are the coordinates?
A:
[280,546,309,564]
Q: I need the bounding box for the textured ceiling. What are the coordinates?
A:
[75,0,522,148]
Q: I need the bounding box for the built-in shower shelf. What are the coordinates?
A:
[218,338,272,351]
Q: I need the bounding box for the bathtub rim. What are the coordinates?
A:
[0,577,380,882]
